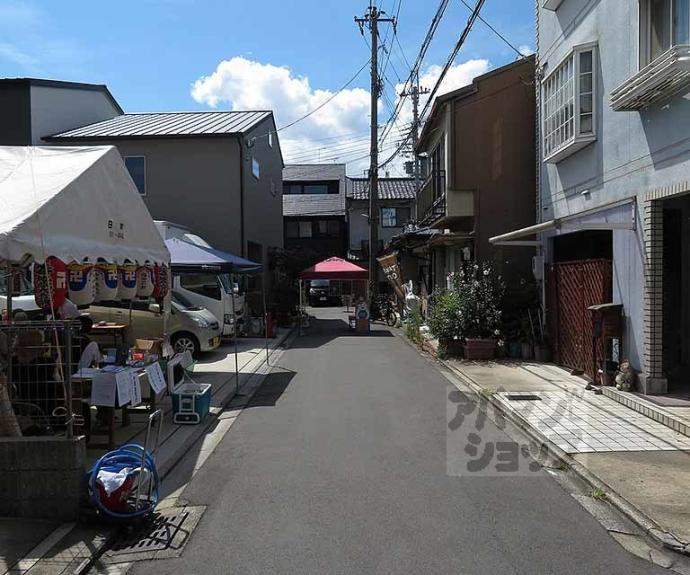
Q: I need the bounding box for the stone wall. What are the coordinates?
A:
[0,436,86,520]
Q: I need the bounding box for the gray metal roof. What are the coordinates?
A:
[282,164,347,217]
[348,178,416,200]
[283,164,346,182]
[46,110,272,140]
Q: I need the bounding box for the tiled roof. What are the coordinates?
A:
[46,111,271,140]
[283,164,346,181]
[348,177,416,200]
[282,164,347,217]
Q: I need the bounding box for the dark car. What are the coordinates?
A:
[308,280,337,306]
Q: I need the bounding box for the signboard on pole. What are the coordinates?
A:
[377,252,405,302]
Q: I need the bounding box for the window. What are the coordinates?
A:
[542,44,597,163]
[282,181,339,195]
[268,132,273,148]
[640,0,690,66]
[286,221,315,239]
[124,156,146,195]
[285,221,300,239]
[252,156,260,179]
[299,221,312,238]
[179,274,222,301]
[381,206,411,228]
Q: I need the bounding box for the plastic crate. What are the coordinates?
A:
[172,383,211,424]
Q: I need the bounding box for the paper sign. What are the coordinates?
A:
[90,372,117,407]
[115,369,132,406]
[145,362,166,395]
[129,370,142,407]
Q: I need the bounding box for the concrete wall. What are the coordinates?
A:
[539,0,690,376]
[30,85,121,143]
[77,138,245,255]
[348,198,413,250]
[0,436,86,520]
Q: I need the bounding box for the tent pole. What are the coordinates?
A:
[298,279,303,336]
[231,273,240,394]
[262,271,269,366]
[6,262,12,320]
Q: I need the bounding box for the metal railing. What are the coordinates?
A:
[417,169,446,224]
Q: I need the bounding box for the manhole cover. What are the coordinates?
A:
[110,510,189,555]
[505,394,543,401]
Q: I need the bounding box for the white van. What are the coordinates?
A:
[172,272,245,337]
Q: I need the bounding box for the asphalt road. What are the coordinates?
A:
[130,308,665,574]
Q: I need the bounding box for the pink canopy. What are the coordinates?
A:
[300,257,368,280]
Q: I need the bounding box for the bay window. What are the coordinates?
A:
[542,44,597,163]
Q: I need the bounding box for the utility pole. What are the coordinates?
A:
[401,76,430,196]
[355,4,395,307]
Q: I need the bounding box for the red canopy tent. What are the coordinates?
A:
[300,257,368,280]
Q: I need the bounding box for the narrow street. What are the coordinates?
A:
[129,309,665,575]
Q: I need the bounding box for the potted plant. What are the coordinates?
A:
[427,290,464,357]
[428,263,505,360]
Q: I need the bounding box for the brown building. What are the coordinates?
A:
[413,56,536,293]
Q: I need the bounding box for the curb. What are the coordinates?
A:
[447,358,690,558]
[37,326,297,575]
[393,329,690,558]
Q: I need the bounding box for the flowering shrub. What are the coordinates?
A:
[428,262,505,341]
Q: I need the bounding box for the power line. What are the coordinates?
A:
[379,0,486,169]
[456,0,525,58]
[276,58,371,133]
[377,0,451,148]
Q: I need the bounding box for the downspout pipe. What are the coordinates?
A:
[238,137,246,257]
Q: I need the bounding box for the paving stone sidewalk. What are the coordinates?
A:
[444,359,690,548]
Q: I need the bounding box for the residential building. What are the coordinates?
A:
[347,177,416,291]
[46,111,284,270]
[414,57,537,293]
[0,78,122,145]
[282,164,348,265]
[0,77,285,301]
[493,1,690,394]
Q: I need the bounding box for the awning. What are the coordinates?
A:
[490,198,637,246]
[300,257,368,280]
[0,146,169,265]
[166,238,261,274]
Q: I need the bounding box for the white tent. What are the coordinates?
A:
[0,146,168,265]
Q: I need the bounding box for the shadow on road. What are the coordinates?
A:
[289,316,394,350]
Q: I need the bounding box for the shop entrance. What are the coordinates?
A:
[662,194,690,393]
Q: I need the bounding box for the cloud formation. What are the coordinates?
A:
[191,56,491,175]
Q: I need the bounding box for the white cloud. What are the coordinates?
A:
[519,45,534,56]
[191,56,491,175]
[0,42,39,68]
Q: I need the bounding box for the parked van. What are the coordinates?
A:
[173,272,245,337]
[88,291,221,358]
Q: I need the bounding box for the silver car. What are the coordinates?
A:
[89,292,221,358]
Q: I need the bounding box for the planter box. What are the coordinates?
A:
[464,338,497,360]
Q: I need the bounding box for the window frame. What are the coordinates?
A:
[124,155,147,196]
[251,156,260,180]
[542,43,598,164]
[381,206,411,228]
[639,0,690,68]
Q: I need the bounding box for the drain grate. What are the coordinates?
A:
[110,510,189,555]
[505,394,543,401]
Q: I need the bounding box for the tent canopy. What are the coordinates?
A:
[166,237,261,274]
[300,257,368,280]
[0,146,169,265]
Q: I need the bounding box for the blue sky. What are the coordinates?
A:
[0,0,535,172]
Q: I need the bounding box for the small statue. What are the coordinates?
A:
[615,359,634,391]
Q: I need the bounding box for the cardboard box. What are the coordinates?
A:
[135,338,164,356]
[355,319,370,333]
